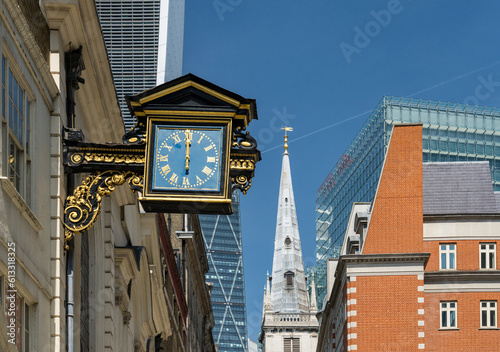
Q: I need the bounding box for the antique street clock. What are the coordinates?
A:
[62,74,260,248]
[143,119,232,213]
[151,124,226,192]
[126,74,260,214]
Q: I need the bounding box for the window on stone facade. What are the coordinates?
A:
[440,301,457,328]
[480,301,497,328]
[1,55,32,206]
[439,243,456,270]
[284,271,294,289]
[2,280,30,352]
[284,337,300,352]
[480,243,496,270]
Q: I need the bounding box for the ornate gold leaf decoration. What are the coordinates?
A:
[63,171,143,249]
[232,130,258,150]
[83,153,145,164]
[230,159,256,170]
[232,175,251,194]
[70,153,83,164]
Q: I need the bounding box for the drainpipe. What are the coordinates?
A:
[66,240,75,352]
[64,45,84,352]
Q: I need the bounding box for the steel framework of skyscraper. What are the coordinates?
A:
[95,0,184,129]
[312,96,500,307]
[199,192,249,352]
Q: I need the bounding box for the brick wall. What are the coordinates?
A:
[424,240,500,271]
[353,275,424,351]
[425,292,500,351]
[363,124,423,254]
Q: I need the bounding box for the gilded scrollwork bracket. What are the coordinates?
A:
[63,170,143,249]
[62,127,145,249]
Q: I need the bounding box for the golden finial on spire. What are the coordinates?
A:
[281,126,293,152]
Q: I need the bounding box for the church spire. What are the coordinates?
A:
[269,128,309,313]
[264,272,273,312]
[310,278,318,313]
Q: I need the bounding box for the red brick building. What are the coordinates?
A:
[317,124,500,352]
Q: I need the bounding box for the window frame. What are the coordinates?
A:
[480,301,497,329]
[440,301,457,329]
[439,243,457,270]
[479,243,496,270]
[2,277,31,351]
[1,51,33,207]
[284,271,295,290]
[284,337,300,352]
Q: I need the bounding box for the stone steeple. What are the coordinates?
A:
[310,278,318,313]
[259,128,319,352]
[270,128,309,313]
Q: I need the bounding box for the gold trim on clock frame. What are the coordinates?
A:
[142,116,233,202]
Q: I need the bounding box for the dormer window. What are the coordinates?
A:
[284,271,294,289]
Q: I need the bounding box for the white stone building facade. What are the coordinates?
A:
[0,1,215,351]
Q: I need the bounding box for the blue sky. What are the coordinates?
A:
[183,0,500,340]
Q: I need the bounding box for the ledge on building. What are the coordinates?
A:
[0,177,43,232]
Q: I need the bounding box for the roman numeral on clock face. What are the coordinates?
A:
[161,165,171,175]
[170,173,178,183]
[204,145,213,152]
[159,155,168,162]
[183,177,190,186]
[202,166,212,175]
[207,156,216,163]
[173,134,181,143]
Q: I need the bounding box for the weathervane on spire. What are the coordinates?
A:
[281,126,293,152]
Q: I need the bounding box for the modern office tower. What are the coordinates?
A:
[95,0,184,129]
[199,192,249,352]
[318,125,500,352]
[314,96,500,307]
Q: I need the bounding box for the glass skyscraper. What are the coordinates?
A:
[200,192,249,352]
[313,97,500,306]
[95,0,184,129]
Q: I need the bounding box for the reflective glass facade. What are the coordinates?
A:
[96,0,160,129]
[314,97,500,307]
[96,0,184,130]
[200,192,249,352]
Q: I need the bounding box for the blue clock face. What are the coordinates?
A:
[152,125,223,192]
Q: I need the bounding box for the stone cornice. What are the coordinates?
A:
[337,252,431,275]
[424,270,500,293]
[425,270,500,282]
[261,312,319,330]
[424,214,500,220]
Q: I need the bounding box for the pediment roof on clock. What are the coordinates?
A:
[125,73,257,127]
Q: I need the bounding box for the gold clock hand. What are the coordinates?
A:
[185,129,192,171]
